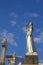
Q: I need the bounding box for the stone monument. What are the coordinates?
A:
[6,52,16,65]
[24,22,38,65]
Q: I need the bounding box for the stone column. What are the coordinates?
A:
[1,38,7,65]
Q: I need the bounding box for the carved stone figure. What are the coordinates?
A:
[26,22,35,53]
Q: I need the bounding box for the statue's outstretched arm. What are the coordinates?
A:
[25,24,29,32]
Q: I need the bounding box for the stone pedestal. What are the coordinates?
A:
[24,52,38,65]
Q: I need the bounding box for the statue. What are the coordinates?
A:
[25,22,35,53]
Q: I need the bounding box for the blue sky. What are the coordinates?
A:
[0,0,43,64]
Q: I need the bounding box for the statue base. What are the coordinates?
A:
[24,52,38,65]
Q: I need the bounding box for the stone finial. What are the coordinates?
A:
[1,38,7,47]
[2,38,7,44]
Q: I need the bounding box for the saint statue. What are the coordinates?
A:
[25,22,35,53]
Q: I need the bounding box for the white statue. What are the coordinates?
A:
[26,22,35,53]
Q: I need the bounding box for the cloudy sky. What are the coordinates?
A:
[0,0,43,64]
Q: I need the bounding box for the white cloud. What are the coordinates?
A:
[10,21,17,26]
[37,48,42,52]
[10,12,18,18]
[39,49,42,52]
[22,26,26,33]
[36,29,41,33]
[35,0,40,3]
[24,13,39,18]
[0,30,17,46]
[39,60,43,63]
[28,13,39,18]
[10,12,14,16]
[34,32,43,43]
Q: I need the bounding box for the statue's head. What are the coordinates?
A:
[29,22,33,26]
